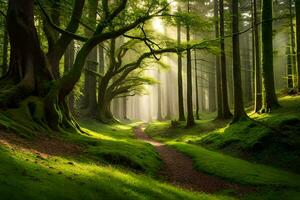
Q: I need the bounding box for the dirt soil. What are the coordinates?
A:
[0,130,82,158]
[134,126,253,195]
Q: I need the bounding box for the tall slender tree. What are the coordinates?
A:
[252,0,262,112]
[232,0,247,122]
[186,0,195,127]
[214,0,223,119]
[194,50,200,120]
[219,0,232,119]
[289,0,297,88]
[177,8,185,121]
[261,0,280,111]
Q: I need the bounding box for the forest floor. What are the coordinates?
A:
[0,95,299,199]
[134,126,252,195]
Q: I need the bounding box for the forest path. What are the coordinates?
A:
[134,125,249,194]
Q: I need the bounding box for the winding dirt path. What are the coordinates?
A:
[134,126,251,194]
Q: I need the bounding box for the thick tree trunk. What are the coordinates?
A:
[214,0,223,119]
[97,97,117,124]
[186,1,195,128]
[177,18,185,121]
[219,0,232,119]
[232,0,247,122]
[3,0,52,99]
[296,0,300,91]
[261,0,280,112]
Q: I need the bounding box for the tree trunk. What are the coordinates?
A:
[214,0,223,119]
[122,97,127,120]
[194,50,200,120]
[232,0,247,122]
[177,16,185,121]
[219,0,232,119]
[186,0,195,128]
[296,0,300,92]
[289,0,297,88]
[45,0,84,79]
[157,68,163,120]
[252,0,262,112]
[64,40,75,113]
[0,0,76,133]
[261,0,280,112]
[82,0,98,113]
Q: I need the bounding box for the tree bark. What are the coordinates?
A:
[252,0,262,112]
[157,68,163,120]
[82,0,98,114]
[186,0,195,128]
[219,0,232,119]
[261,0,280,111]
[232,0,247,122]
[214,0,223,119]
[64,40,75,113]
[289,0,297,88]
[194,50,200,120]
[177,16,185,121]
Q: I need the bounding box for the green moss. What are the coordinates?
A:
[0,132,231,200]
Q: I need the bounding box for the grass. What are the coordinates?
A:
[145,119,227,143]
[60,119,162,176]
[0,144,233,200]
[168,142,300,188]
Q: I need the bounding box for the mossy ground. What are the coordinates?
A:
[0,119,234,200]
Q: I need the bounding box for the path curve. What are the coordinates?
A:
[134,126,250,194]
